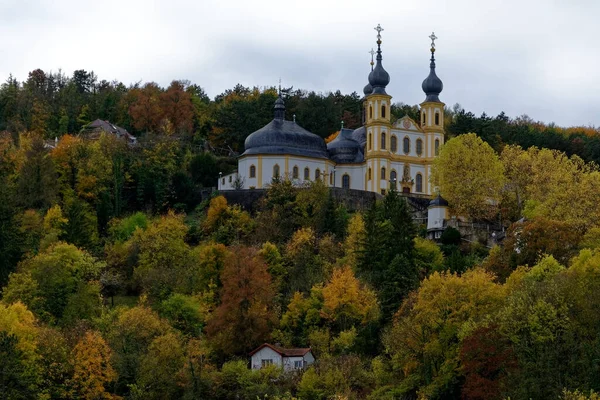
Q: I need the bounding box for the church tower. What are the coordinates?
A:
[420,32,445,193]
[364,24,392,194]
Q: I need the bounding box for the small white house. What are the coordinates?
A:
[249,343,315,371]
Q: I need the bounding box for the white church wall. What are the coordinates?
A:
[334,165,366,190]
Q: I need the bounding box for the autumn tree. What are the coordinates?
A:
[206,246,276,356]
[128,82,163,133]
[17,134,57,209]
[431,133,505,220]
[70,331,118,400]
[160,80,194,136]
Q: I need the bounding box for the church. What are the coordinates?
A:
[218,25,445,197]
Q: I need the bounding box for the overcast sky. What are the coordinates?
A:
[1,0,598,127]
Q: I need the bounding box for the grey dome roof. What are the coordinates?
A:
[429,194,449,207]
[351,126,366,147]
[327,128,364,163]
[368,38,390,94]
[243,97,328,159]
[363,82,373,96]
[422,51,443,102]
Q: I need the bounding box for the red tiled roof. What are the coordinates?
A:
[249,343,311,357]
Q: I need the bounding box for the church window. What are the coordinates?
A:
[292,166,299,179]
[369,106,373,119]
[435,112,440,125]
[422,111,426,125]
[229,175,232,183]
[403,137,410,154]
[342,174,350,189]
[381,105,386,118]
[249,165,256,178]
[381,132,386,150]
[391,135,397,153]
[304,167,310,180]
[368,168,372,181]
[416,173,423,192]
[368,133,372,150]
[315,169,321,180]
[435,139,440,156]
[390,170,397,189]
[273,165,280,178]
[416,139,423,156]
[381,167,386,180]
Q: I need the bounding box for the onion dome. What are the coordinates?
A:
[327,128,364,163]
[368,24,390,95]
[351,126,366,147]
[422,32,443,102]
[429,194,449,207]
[243,96,328,159]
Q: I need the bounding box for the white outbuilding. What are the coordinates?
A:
[249,343,315,371]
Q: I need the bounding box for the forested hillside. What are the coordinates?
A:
[2,69,600,399]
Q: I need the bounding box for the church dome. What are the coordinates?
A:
[363,82,373,96]
[351,126,366,147]
[422,38,443,102]
[327,128,364,163]
[243,97,328,159]
[368,25,390,95]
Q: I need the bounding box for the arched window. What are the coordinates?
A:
[304,167,310,180]
[368,168,372,181]
[416,138,423,156]
[435,112,440,125]
[249,165,256,178]
[403,137,410,154]
[381,167,386,180]
[369,106,373,119]
[416,173,423,192]
[342,174,350,189]
[422,111,426,125]
[390,170,397,189]
[315,169,321,180]
[273,165,280,178]
[292,165,299,179]
[381,105,386,118]
[368,133,372,150]
[391,135,397,153]
[381,132,386,150]
[435,139,440,156]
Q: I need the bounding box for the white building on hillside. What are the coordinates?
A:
[249,343,315,371]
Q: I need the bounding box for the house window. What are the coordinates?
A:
[391,135,397,153]
[368,133,372,150]
[390,170,397,189]
[249,165,256,178]
[261,359,273,367]
[342,174,350,189]
[381,105,386,118]
[381,167,386,180]
[304,167,310,180]
[222,178,225,185]
[403,137,410,154]
[435,112,440,125]
[273,165,280,178]
[330,171,333,185]
[293,166,299,179]
[229,175,232,183]
[294,360,303,369]
[416,139,423,156]
[416,173,423,192]
[435,139,440,156]
[381,132,386,150]
[315,169,321,180]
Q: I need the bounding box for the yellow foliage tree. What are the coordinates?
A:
[431,133,505,220]
[343,213,366,269]
[70,331,119,400]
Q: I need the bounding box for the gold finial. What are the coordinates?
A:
[429,32,438,53]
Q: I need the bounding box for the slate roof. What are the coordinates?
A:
[249,343,312,357]
[327,128,364,163]
[83,119,137,143]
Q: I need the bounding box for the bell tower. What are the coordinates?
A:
[364,24,392,193]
